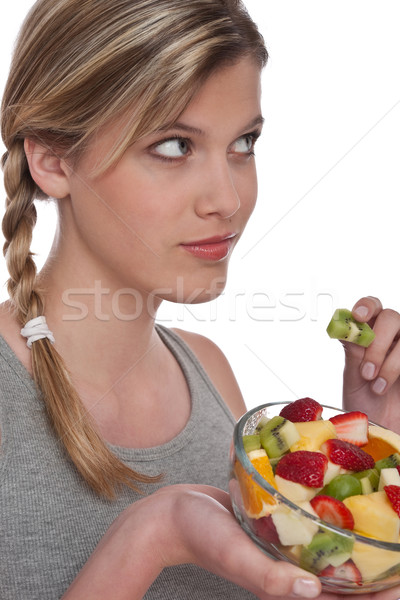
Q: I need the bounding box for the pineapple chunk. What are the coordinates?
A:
[351,541,400,580]
[343,491,400,543]
[290,420,336,452]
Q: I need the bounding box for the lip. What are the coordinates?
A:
[180,233,237,261]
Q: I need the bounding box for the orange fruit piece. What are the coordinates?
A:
[361,437,399,462]
[234,454,277,518]
[361,424,400,461]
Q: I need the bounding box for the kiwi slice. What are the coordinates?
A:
[353,468,379,494]
[255,416,270,433]
[243,434,261,454]
[300,530,354,573]
[259,416,300,459]
[326,308,375,347]
[375,453,400,472]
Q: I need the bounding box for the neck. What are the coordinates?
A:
[37,261,165,392]
[35,268,193,448]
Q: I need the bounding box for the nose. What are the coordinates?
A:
[194,158,240,220]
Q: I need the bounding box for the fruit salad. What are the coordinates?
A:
[231,399,400,591]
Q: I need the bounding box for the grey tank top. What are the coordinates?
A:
[0,325,258,599]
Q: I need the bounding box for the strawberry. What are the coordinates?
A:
[310,495,355,529]
[320,439,375,471]
[251,515,280,544]
[329,411,368,447]
[384,485,400,517]
[275,451,328,487]
[279,398,323,422]
[319,560,362,585]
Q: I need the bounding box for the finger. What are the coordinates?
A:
[370,338,400,395]
[213,521,321,598]
[179,490,321,599]
[352,296,383,322]
[360,309,400,388]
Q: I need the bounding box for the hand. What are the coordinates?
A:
[342,296,400,431]
[61,482,400,599]
[167,486,400,600]
[146,484,323,599]
[63,483,323,599]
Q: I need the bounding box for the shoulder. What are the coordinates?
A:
[171,328,246,420]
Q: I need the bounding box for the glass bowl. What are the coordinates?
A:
[229,402,400,594]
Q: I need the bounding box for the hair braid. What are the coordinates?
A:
[2,141,42,320]
[1,142,161,499]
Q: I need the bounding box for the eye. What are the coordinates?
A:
[231,132,260,155]
[153,137,190,159]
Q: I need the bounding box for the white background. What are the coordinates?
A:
[0,1,399,410]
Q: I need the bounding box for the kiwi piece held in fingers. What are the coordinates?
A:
[326,308,375,347]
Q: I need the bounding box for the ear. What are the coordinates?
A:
[24,138,70,199]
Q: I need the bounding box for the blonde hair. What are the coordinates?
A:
[1,0,267,498]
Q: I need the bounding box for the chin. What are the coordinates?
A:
[159,272,228,305]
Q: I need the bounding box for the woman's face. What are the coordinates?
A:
[60,56,263,305]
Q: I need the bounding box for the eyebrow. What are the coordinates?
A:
[160,114,265,137]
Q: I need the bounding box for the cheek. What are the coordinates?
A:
[238,165,258,219]
[83,172,153,233]
[98,163,175,223]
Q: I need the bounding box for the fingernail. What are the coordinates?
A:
[362,361,376,380]
[354,305,368,320]
[291,578,320,598]
[372,377,387,394]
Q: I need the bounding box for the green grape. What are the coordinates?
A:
[319,474,362,501]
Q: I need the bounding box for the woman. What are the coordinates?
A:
[1,1,400,598]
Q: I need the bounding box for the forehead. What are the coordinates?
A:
[74,56,263,172]
[175,57,262,133]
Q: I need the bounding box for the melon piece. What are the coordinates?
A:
[271,502,319,546]
[343,491,400,543]
[323,460,345,486]
[290,420,336,453]
[275,474,318,503]
[378,467,400,491]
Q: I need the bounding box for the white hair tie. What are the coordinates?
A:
[20,316,55,349]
